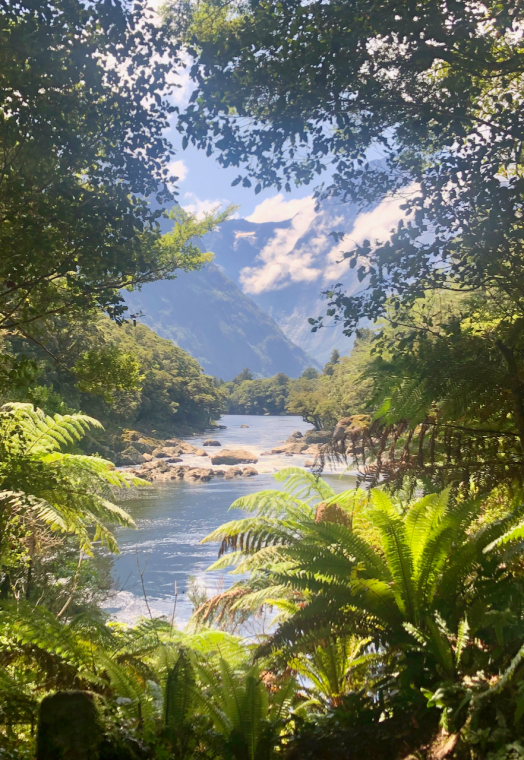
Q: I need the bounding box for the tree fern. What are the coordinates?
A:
[199,468,524,707]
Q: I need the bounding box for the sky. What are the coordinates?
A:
[166,140,315,221]
[154,8,325,225]
[148,1,412,301]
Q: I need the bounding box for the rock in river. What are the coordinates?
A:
[210,448,258,465]
[203,439,221,446]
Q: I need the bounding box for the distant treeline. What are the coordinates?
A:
[222,336,372,429]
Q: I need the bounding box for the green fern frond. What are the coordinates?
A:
[274,467,336,501]
[165,648,195,729]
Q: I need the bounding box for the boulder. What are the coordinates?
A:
[37,691,103,760]
[116,446,146,466]
[152,448,170,458]
[271,442,307,455]
[123,429,141,442]
[304,429,332,444]
[210,448,258,465]
[240,424,250,428]
[305,444,320,454]
[164,436,184,446]
[224,466,244,479]
[203,439,221,446]
[184,467,214,482]
[287,430,304,440]
[333,415,372,441]
[132,439,157,454]
[285,442,308,454]
[165,440,207,456]
[169,466,186,481]
[242,466,258,477]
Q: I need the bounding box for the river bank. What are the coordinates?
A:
[122,416,331,484]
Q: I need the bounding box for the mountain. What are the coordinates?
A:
[125,264,317,381]
[127,179,400,377]
[201,195,378,364]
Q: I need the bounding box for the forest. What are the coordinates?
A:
[1,1,523,759]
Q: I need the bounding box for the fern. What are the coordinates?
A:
[0,403,141,562]
[198,467,523,705]
[165,648,195,730]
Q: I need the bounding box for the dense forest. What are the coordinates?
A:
[1,1,523,759]
[222,347,366,426]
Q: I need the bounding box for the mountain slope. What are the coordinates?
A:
[126,264,316,380]
[200,195,385,363]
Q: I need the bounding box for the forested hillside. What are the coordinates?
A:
[2,315,225,446]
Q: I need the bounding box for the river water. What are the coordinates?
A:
[103,415,352,625]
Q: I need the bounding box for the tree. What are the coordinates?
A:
[285,335,373,429]
[233,368,255,384]
[323,350,340,377]
[286,376,326,429]
[327,294,524,492]
[173,0,522,314]
[0,1,228,336]
[225,373,290,415]
[301,368,320,380]
[3,315,226,439]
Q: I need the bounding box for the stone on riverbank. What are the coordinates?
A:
[304,429,332,444]
[116,446,147,466]
[271,441,308,455]
[152,443,207,458]
[184,467,214,482]
[203,439,221,446]
[210,448,258,465]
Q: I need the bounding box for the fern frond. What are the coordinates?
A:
[274,467,336,501]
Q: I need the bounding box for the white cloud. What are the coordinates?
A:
[167,158,188,183]
[169,66,194,107]
[240,195,322,293]
[323,184,418,282]
[166,53,194,108]
[182,191,228,219]
[246,194,315,224]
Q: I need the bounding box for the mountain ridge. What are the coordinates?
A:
[126,263,317,380]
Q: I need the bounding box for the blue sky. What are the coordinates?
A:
[165,131,317,222]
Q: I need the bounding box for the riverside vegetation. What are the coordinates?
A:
[1,1,523,759]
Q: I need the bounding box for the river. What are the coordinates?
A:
[103,415,353,626]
